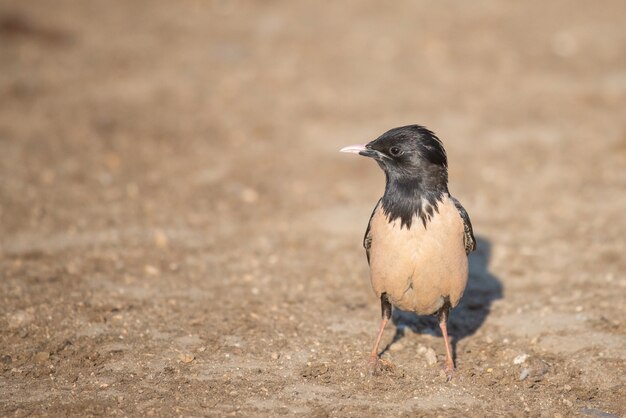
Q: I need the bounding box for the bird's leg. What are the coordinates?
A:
[437,302,454,377]
[368,293,392,373]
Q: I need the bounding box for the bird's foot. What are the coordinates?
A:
[367,355,396,376]
[441,362,455,382]
[367,354,380,375]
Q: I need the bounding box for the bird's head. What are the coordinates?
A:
[340,125,448,187]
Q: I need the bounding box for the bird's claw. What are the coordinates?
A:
[367,355,380,375]
[367,355,396,376]
[442,363,455,382]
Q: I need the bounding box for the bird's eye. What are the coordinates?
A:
[389,146,401,156]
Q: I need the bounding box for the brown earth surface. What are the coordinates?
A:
[1,1,625,416]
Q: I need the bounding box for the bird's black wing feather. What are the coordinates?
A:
[363,199,382,264]
[450,196,476,254]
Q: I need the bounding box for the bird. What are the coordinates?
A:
[340,124,476,377]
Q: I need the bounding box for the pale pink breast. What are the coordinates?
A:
[369,196,468,315]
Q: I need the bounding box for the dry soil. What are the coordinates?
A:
[1,1,625,417]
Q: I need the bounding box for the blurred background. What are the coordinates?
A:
[1,1,625,416]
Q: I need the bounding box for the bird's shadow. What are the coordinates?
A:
[380,236,503,362]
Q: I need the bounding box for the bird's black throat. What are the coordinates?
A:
[380,170,448,229]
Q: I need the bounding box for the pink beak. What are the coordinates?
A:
[339,144,368,154]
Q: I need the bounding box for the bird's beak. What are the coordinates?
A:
[339,144,379,158]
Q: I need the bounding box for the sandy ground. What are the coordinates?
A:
[1,0,625,416]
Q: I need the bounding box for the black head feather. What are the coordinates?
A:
[364,125,449,229]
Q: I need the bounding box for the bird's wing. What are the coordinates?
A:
[450,196,476,254]
[363,199,382,264]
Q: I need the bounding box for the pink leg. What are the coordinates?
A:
[439,317,455,374]
[368,294,392,373]
[368,316,389,371]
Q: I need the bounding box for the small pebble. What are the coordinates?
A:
[271,352,280,360]
[424,348,437,366]
[178,353,194,363]
[144,265,160,276]
[513,354,529,365]
[519,369,530,380]
[66,262,80,275]
[1,355,12,364]
[154,230,169,248]
[8,310,35,329]
[241,188,259,203]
